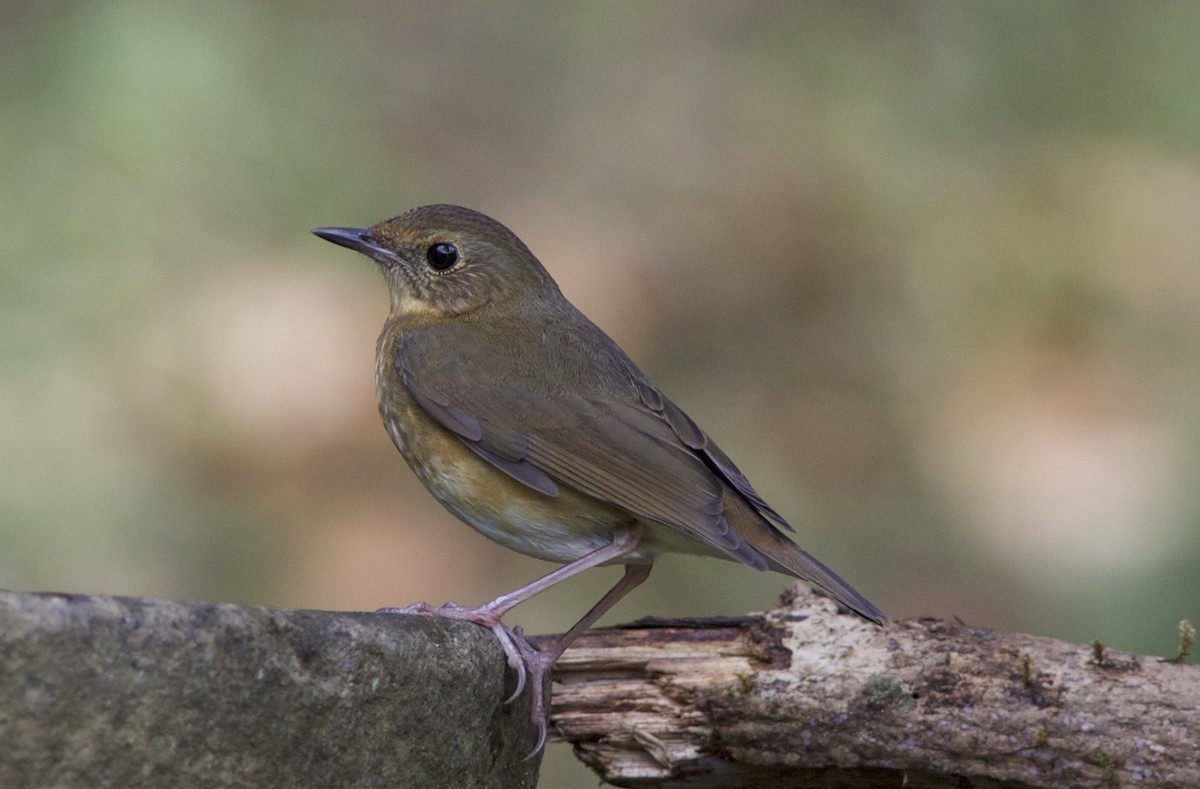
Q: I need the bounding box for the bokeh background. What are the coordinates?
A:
[3,2,1199,784]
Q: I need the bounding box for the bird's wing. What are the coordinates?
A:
[397,352,781,569]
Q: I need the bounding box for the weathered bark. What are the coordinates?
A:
[0,590,541,789]
[4,587,1195,788]
[546,587,1199,788]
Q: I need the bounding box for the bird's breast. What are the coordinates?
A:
[375,331,631,563]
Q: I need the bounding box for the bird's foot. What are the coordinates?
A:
[511,632,557,757]
[377,601,533,699]
[376,602,555,756]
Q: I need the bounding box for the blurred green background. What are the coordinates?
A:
[3,2,1198,784]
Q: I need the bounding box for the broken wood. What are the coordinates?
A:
[544,587,1198,788]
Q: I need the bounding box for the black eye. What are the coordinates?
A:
[426,242,459,271]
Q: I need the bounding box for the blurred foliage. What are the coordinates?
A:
[3,3,1200,785]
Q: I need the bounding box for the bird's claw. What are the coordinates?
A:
[376,601,470,615]
[488,623,530,704]
[373,601,556,756]
[524,717,548,761]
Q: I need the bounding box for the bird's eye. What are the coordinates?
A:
[426,242,459,271]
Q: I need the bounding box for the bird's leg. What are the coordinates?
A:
[377,526,645,752]
[517,562,653,753]
[536,562,653,664]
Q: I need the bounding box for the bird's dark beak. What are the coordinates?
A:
[312,226,401,267]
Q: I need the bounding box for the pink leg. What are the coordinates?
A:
[378,527,646,754]
[539,562,653,663]
[520,562,653,753]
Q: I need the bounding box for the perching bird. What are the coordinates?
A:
[313,205,884,753]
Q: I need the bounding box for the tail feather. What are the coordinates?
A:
[764,545,886,624]
[724,490,885,623]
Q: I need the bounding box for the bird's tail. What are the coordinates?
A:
[763,543,886,624]
[725,491,886,623]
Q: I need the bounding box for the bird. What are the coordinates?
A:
[312,205,884,754]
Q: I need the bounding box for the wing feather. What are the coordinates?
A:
[398,355,751,561]
[394,312,807,573]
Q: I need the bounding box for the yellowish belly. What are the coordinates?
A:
[380,394,712,565]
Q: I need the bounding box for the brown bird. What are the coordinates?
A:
[313,205,883,753]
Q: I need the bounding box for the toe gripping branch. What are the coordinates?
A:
[377,528,648,757]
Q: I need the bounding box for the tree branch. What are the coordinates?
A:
[546,587,1199,788]
[5,587,1195,788]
